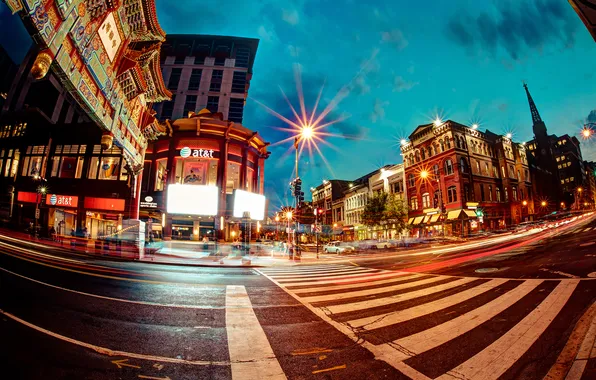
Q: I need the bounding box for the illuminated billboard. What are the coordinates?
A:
[233,190,266,220]
[166,184,219,216]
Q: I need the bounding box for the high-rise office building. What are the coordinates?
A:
[155,35,259,124]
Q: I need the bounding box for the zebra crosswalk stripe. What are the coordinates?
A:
[259,264,581,379]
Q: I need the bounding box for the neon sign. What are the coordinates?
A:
[180,147,215,158]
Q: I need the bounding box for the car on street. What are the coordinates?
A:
[323,241,356,254]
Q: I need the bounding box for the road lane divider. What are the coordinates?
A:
[226,285,286,380]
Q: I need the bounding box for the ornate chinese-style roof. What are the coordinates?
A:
[124,0,166,42]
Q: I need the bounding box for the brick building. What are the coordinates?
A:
[401,120,533,237]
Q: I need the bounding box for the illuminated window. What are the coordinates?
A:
[410,196,418,210]
[444,160,453,175]
[87,145,123,181]
[447,186,457,203]
[226,162,241,194]
[21,145,47,177]
[488,185,493,201]
[422,193,430,208]
[496,187,501,202]
[408,173,415,187]
[155,159,167,191]
[50,145,86,179]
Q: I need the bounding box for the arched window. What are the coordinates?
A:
[460,136,466,149]
[427,146,432,157]
[517,170,521,181]
[476,160,481,173]
[512,186,518,201]
[415,150,421,163]
[445,138,451,149]
[432,164,440,177]
[496,187,501,202]
[460,158,467,173]
[408,173,415,187]
[488,185,493,201]
[471,142,476,153]
[410,196,419,210]
[421,149,426,160]
[422,192,430,208]
[455,136,461,149]
[444,159,454,175]
[439,139,445,152]
[447,186,457,203]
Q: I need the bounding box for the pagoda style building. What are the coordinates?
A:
[0,0,171,238]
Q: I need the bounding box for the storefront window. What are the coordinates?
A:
[21,145,47,177]
[51,145,86,178]
[246,168,254,192]
[155,159,167,191]
[87,145,124,180]
[174,157,218,186]
[226,162,241,193]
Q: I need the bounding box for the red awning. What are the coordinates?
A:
[17,191,38,203]
[84,197,125,212]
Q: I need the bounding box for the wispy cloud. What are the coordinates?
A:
[381,29,409,50]
[393,75,418,92]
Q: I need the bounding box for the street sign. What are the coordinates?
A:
[313,226,322,233]
[35,209,40,219]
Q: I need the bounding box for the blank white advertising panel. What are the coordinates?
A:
[233,190,266,220]
[166,184,219,215]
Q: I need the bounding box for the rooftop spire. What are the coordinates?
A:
[523,82,543,124]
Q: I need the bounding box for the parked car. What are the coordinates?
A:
[323,241,356,254]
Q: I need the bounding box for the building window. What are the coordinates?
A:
[422,193,430,208]
[496,187,501,202]
[226,162,241,194]
[476,160,480,174]
[161,95,175,120]
[488,185,493,201]
[410,196,419,210]
[0,122,27,139]
[21,145,47,177]
[174,56,185,64]
[408,173,415,187]
[228,98,245,123]
[155,159,167,191]
[460,158,467,173]
[210,70,223,92]
[207,96,219,113]
[50,145,85,179]
[0,149,19,178]
[512,186,518,201]
[525,170,529,180]
[509,165,515,178]
[231,71,247,93]
[493,167,498,178]
[184,95,197,115]
[502,166,506,178]
[480,184,485,201]
[504,187,509,202]
[168,68,182,90]
[235,46,251,68]
[484,163,489,175]
[174,156,218,187]
[188,69,202,91]
[445,138,451,149]
[447,186,457,203]
[432,164,440,177]
[444,159,453,175]
[87,145,125,181]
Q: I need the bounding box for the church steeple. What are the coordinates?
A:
[523,82,547,138]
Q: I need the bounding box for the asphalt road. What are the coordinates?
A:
[0,217,595,380]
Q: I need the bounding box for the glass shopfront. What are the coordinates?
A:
[174,157,218,186]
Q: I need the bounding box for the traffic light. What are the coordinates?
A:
[294,178,302,197]
[433,194,438,209]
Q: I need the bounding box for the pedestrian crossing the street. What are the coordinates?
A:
[258,264,591,380]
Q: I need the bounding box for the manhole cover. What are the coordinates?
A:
[475,268,500,273]
[588,272,596,278]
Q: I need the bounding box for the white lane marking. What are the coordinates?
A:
[325,278,474,314]
[0,267,224,309]
[0,310,229,366]
[583,228,593,232]
[292,273,421,295]
[439,280,578,380]
[539,268,580,279]
[260,265,354,273]
[377,280,543,362]
[576,308,596,361]
[276,270,388,284]
[349,279,508,330]
[281,271,416,287]
[267,267,378,279]
[580,242,595,247]
[301,275,450,304]
[565,360,588,380]
[256,269,431,380]
[0,240,87,265]
[226,285,286,380]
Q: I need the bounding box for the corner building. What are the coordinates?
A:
[401,120,533,236]
[141,111,269,241]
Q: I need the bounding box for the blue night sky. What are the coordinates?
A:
[155,0,596,210]
[3,1,596,212]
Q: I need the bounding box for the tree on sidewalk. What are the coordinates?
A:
[384,193,410,235]
[361,192,388,228]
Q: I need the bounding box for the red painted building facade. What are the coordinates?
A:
[401,120,534,236]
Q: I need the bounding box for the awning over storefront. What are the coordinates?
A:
[422,215,430,223]
[447,209,478,220]
[429,214,440,223]
[408,218,414,224]
[463,210,477,218]
[413,216,424,225]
